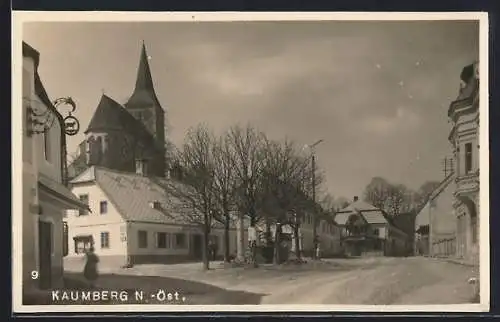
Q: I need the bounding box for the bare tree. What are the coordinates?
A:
[227,124,267,265]
[384,184,415,217]
[363,177,420,217]
[332,196,350,211]
[415,181,441,210]
[319,192,336,212]
[211,133,237,263]
[259,137,320,263]
[363,177,391,210]
[158,124,216,270]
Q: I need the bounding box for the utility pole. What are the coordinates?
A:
[305,139,324,260]
[311,152,317,260]
[442,156,455,178]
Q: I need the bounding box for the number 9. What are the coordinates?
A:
[31,271,39,279]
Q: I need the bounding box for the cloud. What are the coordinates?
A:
[361,106,421,136]
[23,20,479,198]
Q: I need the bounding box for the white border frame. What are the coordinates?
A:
[12,11,490,313]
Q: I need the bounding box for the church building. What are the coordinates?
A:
[68,42,167,179]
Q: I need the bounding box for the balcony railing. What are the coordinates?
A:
[455,171,480,195]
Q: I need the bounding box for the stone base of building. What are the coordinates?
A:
[128,254,196,265]
[64,254,210,270]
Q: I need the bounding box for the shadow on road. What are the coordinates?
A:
[23,272,266,305]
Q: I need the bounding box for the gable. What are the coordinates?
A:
[66,181,125,225]
[70,166,96,184]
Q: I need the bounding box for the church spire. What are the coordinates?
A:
[134,41,154,92]
[125,42,160,110]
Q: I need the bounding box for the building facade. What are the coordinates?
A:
[22,42,88,294]
[334,197,409,257]
[415,173,457,257]
[448,62,480,264]
[298,213,343,257]
[255,214,342,259]
[65,166,243,268]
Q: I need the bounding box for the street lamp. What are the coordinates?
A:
[303,139,324,260]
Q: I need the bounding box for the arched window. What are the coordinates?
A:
[86,137,94,164]
[94,136,103,164]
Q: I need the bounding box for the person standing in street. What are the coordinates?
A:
[83,246,99,288]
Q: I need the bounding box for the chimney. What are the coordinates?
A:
[353,196,359,202]
[135,159,149,176]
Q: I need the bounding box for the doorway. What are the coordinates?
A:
[38,220,53,290]
[190,234,203,260]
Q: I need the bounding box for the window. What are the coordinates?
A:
[74,236,93,254]
[149,201,161,210]
[43,130,51,162]
[78,194,89,216]
[373,228,380,237]
[100,201,108,214]
[465,143,473,174]
[157,232,168,248]
[138,230,148,248]
[100,232,110,249]
[174,233,186,249]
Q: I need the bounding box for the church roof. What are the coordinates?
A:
[85,94,156,146]
[125,43,163,110]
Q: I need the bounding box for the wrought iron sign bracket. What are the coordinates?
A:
[25,96,81,137]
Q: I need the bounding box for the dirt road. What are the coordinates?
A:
[63,256,478,305]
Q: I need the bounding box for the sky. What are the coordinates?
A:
[23,20,479,200]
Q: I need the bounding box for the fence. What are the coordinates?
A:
[432,237,456,257]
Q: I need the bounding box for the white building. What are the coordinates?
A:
[22,42,88,295]
[65,166,244,268]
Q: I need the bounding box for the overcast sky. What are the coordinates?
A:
[23,20,479,199]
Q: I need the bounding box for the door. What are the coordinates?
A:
[191,234,203,260]
[38,220,53,289]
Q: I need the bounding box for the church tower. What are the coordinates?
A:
[125,42,166,152]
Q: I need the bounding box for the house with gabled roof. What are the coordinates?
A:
[415,172,456,257]
[334,196,409,257]
[64,165,245,268]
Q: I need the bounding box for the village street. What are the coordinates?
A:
[62,256,479,305]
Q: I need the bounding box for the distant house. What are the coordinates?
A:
[255,211,342,259]
[299,211,343,257]
[334,197,409,257]
[22,42,89,293]
[415,173,456,257]
[391,211,417,256]
[65,166,244,267]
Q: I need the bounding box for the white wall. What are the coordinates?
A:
[66,183,126,257]
[22,56,37,289]
[127,222,192,257]
[23,53,66,289]
[127,222,242,257]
